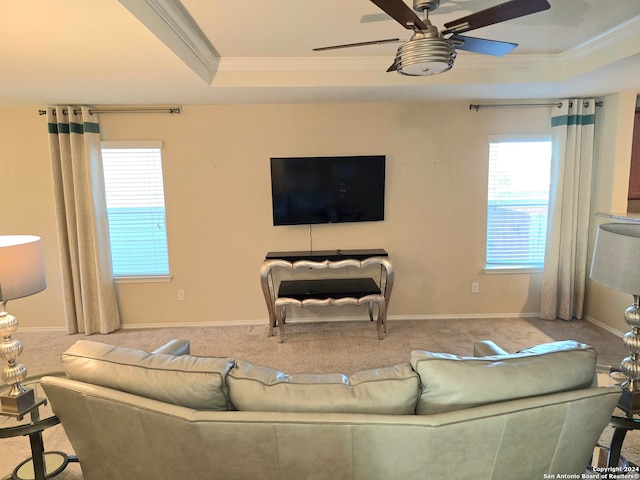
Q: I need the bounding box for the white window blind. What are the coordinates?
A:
[101,141,170,277]
[486,137,552,269]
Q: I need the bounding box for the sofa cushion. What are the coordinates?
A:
[410,340,597,415]
[227,361,419,414]
[61,340,234,410]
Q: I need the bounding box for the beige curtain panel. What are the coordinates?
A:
[47,106,121,334]
[541,99,596,321]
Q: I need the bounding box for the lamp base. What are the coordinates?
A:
[618,385,640,416]
[0,387,36,414]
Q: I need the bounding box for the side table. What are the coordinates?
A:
[607,415,640,469]
[596,365,640,469]
[0,372,76,480]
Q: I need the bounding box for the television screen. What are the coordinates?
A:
[270,155,385,226]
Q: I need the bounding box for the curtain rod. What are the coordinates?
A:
[38,106,181,116]
[469,101,603,111]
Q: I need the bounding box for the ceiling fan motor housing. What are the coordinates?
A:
[395,29,456,76]
[413,0,440,12]
[395,38,456,76]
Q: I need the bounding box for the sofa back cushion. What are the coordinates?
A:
[61,340,234,410]
[410,340,597,414]
[228,361,419,414]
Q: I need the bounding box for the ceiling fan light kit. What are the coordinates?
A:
[314,0,550,77]
[395,36,456,76]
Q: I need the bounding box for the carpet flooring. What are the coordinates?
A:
[0,317,635,479]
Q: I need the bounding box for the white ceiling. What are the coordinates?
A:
[2,0,639,106]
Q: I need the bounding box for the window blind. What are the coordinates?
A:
[102,142,170,277]
[486,139,552,268]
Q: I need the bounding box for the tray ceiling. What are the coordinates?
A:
[1,0,639,105]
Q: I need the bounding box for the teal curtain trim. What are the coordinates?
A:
[551,114,595,127]
[47,121,101,135]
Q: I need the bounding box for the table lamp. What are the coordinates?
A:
[590,223,640,415]
[0,235,46,413]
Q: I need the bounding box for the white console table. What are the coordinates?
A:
[259,249,394,342]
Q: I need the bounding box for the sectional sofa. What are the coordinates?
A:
[41,339,621,480]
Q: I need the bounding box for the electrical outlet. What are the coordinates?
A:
[471,282,480,294]
[177,290,186,301]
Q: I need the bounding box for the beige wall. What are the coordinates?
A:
[0,108,64,329]
[584,91,638,335]
[2,100,624,330]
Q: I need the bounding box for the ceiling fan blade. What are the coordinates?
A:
[369,0,428,30]
[443,0,550,35]
[451,35,517,56]
[360,12,390,23]
[313,38,401,52]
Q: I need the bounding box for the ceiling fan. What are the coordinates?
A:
[313,0,551,76]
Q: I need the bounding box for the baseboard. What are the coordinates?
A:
[120,318,267,329]
[118,313,542,330]
[18,326,71,333]
[391,313,541,321]
[17,312,545,332]
[583,315,625,338]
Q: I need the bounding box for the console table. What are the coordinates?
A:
[260,249,394,342]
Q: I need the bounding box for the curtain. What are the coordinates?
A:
[47,106,121,334]
[540,99,596,321]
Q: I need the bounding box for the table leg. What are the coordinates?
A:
[12,452,69,480]
[27,430,46,480]
[608,426,628,468]
[277,303,286,343]
[12,420,70,480]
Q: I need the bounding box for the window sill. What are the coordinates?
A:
[484,265,543,275]
[114,275,172,284]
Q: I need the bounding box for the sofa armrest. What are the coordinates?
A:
[473,340,509,357]
[151,339,191,356]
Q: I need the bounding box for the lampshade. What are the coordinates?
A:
[590,223,640,295]
[0,235,46,302]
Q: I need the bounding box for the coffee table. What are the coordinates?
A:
[0,372,76,480]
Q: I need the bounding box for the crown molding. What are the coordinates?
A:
[219,56,386,71]
[118,0,220,84]
[562,14,640,62]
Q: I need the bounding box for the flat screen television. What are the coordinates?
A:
[270,155,385,226]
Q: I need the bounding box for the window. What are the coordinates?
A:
[486,136,552,272]
[101,141,170,278]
